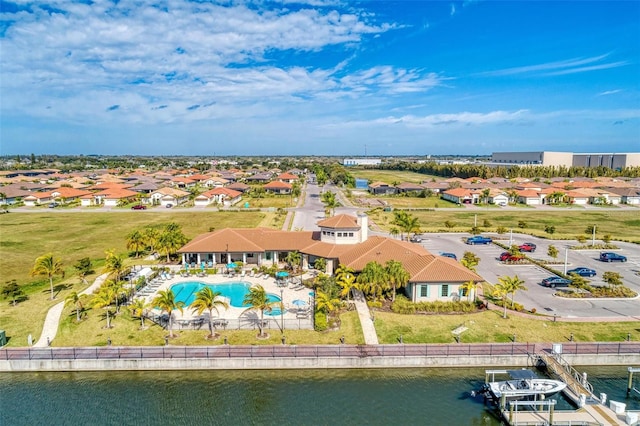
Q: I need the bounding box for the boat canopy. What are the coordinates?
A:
[507,370,538,380]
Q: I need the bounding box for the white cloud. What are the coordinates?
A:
[598,89,622,96]
[2,1,428,125]
[480,54,628,77]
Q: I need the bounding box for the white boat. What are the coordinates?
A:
[483,369,566,401]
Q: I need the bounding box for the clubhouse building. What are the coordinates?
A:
[178,214,482,303]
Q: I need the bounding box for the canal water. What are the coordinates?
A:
[1,366,637,425]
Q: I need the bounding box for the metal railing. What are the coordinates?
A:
[1,342,637,362]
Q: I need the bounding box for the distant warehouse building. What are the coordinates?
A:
[491,152,640,169]
[343,158,382,166]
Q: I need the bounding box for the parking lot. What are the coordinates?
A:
[419,233,640,319]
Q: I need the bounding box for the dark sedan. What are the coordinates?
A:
[567,267,596,277]
[541,276,572,288]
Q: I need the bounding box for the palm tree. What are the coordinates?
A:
[126,229,146,258]
[105,279,126,313]
[144,226,161,254]
[74,257,93,285]
[191,287,229,338]
[459,280,478,302]
[337,272,358,304]
[461,251,480,272]
[498,275,527,309]
[31,253,64,300]
[315,290,341,322]
[65,291,87,322]
[157,223,188,263]
[242,284,273,338]
[152,289,185,338]
[285,251,302,273]
[492,282,509,319]
[91,287,116,328]
[385,260,409,302]
[481,188,491,204]
[104,249,126,283]
[392,211,421,240]
[129,298,148,329]
[321,191,339,216]
[356,261,388,300]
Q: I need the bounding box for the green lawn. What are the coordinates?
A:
[349,169,439,184]
[53,308,364,347]
[374,310,640,344]
[368,209,640,243]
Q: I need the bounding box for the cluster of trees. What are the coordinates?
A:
[126,222,188,261]
[379,161,640,179]
[389,210,421,240]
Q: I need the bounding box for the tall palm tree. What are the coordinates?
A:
[91,287,116,328]
[152,289,185,338]
[242,284,273,338]
[392,211,421,240]
[31,253,64,300]
[191,287,229,338]
[385,260,409,302]
[64,291,87,322]
[129,298,148,329]
[126,229,146,258]
[498,275,527,309]
[157,223,188,263]
[106,279,126,313]
[321,191,339,216]
[492,282,509,319]
[144,226,161,254]
[356,261,388,300]
[104,249,126,283]
[337,272,358,304]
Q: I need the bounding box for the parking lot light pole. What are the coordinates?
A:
[592,225,596,247]
[564,248,568,275]
[280,288,284,334]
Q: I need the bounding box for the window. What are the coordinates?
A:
[348,232,354,237]
[460,286,467,297]
[441,285,449,297]
[420,285,429,297]
[337,232,343,237]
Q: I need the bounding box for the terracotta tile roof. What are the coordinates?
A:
[153,187,190,197]
[201,187,242,198]
[442,188,476,197]
[515,189,540,198]
[94,187,140,199]
[179,228,318,254]
[264,181,292,189]
[317,214,359,229]
[277,172,298,180]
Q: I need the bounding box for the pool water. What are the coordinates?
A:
[171,282,282,315]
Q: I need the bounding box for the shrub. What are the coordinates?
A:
[314,311,327,331]
[496,226,507,234]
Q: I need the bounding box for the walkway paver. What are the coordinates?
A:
[34,273,109,347]
[352,289,379,345]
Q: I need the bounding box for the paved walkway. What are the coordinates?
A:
[352,289,379,345]
[34,273,109,347]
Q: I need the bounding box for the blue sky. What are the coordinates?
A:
[1,0,638,156]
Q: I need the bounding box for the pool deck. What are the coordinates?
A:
[137,270,315,322]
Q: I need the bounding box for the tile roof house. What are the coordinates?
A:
[23,187,92,206]
[368,181,396,195]
[91,187,140,207]
[148,187,191,207]
[195,187,242,207]
[276,172,299,183]
[607,187,640,205]
[441,188,478,204]
[264,181,292,194]
[178,214,482,302]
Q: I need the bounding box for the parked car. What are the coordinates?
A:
[440,252,457,260]
[165,203,173,208]
[541,276,572,288]
[131,204,147,210]
[566,267,596,277]
[409,235,423,243]
[466,236,492,245]
[599,252,627,262]
[48,202,59,208]
[499,252,524,262]
[518,242,537,252]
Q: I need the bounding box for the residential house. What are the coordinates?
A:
[263,181,292,194]
[194,187,242,207]
[441,188,478,204]
[148,187,191,207]
[607,187,640,205]
[368,181,396,195]
[276,172,299,184]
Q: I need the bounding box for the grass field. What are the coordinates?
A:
[368,209,640,243]
[374,310,640,344]
[0,211,272,347]
[52,308,364,347]
[349,169,438,184]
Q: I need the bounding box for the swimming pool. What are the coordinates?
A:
[170,282,282,315]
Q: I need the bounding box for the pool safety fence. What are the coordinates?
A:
[144,312,314,331]
[1,342,638,362]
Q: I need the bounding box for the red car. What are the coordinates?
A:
[131,204,147,210]
[518,242,537,252]
[500,252,524,262]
